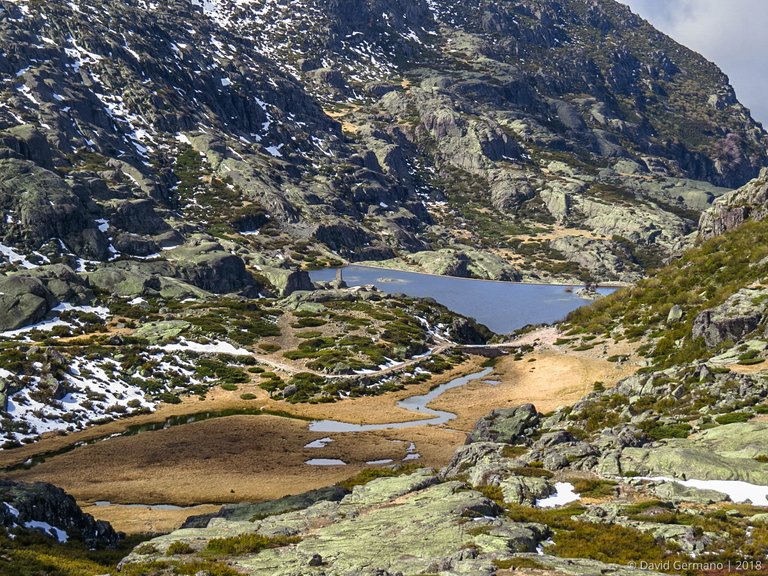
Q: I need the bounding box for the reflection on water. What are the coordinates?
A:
[310,265,614,334]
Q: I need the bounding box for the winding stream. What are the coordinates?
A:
[308,367,493,432]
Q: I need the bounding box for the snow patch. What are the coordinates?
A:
[158,338,251,356]
[536,482,580,508]
[643,477,768,506]
[304,437,334,449]
[23,520,69,543]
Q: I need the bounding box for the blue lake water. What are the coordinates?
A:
[309,266,614,334]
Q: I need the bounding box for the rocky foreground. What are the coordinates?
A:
[115,401,768,575]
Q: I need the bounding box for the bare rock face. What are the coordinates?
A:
[0,266,90,330]
[466,404,541,445]
[691,287,768,347]
[699,168,768,239]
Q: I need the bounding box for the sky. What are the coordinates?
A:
[621,0,768,127]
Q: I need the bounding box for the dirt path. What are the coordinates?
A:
[249,343,453,379]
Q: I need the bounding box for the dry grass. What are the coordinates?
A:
[3,341,638,533]
[79,504,221,535]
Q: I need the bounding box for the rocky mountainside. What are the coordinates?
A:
[0,0,764,285]
[2,4,768,573]
[699,167,768,239]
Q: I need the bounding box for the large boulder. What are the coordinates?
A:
[0,275,56,331]
[258,265,314,297]
[24,264,91,304]
[467,404,541,445]
[0,265,91,331]
[691,287,768,347]
[164,241,259,294]
[0,125,56,169]
[108,198,171,236]
[87,262,210,300]
[182,486,349,528]
[0,158,109,260]
[699,168,768,238]
[618,422,768,484]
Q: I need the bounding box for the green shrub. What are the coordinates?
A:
[570,478,618,498]
[258,343,281,353]
[166,541,195,555]
[493,557,545,570]
[550,522,665,565]
[205,533,299,556]
[500,445,528,459]
[512,467,554,479]
[336,465,419,491]
[641,422,691,440]
[473,484,505,507]
[715,412,752,425]
[121,559,241,576]
[291,317,327,328]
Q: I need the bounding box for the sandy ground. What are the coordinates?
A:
[725,361,768,375]
[431,350,635,431]
[2,329,638,534]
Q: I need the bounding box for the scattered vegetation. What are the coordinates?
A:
[565,219,768,368]
[0,530,151,576]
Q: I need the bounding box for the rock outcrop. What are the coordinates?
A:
[466,404,541,445]
[0,479,119,548]
[699,168,768,238]
[691,287,768,347]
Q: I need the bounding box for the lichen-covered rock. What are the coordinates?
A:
[257,265,314,297]
[466,404,540,445]
[134,320,191,343]
[123,472,549,576]
[619,422,768,484]
[691,287,768,347]
[699,168,768,238]
[0,274,57,330]
[499,475,553,505]
[651,481,730,505]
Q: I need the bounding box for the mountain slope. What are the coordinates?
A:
[195,0,767,281]
[0,0,765,284]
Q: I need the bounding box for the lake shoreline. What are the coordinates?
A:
[343,261,632,289]
[310,265,618,334]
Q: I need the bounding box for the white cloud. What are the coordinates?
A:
[622,0,768,126]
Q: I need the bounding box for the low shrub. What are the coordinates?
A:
[166,541,195,555]
[205,533,299,556]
